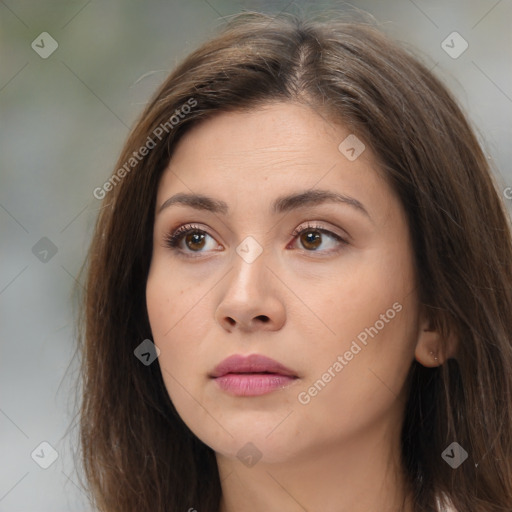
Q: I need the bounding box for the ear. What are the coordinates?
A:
[414,305,458,367]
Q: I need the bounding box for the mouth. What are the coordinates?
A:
[210,353,299,396]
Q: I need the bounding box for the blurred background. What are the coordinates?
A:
[1,0,511,510]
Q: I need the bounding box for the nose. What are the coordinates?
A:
[215,250,286,333]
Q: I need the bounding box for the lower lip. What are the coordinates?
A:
[213,373,297,396]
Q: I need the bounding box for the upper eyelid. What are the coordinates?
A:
[169,221,345,238]
[291,221,350,240]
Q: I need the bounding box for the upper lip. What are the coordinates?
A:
[210,354,298,378]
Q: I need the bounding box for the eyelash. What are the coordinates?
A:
[163,222,348,258]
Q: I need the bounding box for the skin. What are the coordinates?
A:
[146,101,448,512]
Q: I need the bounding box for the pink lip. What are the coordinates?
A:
[210,354,298,396]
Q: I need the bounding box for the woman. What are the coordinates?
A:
[76,9,512,512]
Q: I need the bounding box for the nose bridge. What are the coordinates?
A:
[215,234,286,331]
[228,234,270,298]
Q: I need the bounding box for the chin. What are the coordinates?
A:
[190,419,305,466]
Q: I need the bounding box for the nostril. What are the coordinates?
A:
[256,315,269,323]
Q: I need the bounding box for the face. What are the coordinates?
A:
[146,101,422,465]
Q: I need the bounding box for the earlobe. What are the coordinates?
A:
[415,326,444,367]
[414,308,458,367]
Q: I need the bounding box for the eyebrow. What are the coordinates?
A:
[157,189,371,220]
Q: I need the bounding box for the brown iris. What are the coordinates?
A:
[185,231,206,251]
[300,230,322,250]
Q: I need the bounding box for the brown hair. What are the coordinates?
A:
[73,9,512,512]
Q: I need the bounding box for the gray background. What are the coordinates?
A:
[1,1,511,510]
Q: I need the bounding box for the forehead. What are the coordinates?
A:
[156,102,395,220]
[170,102,359,169]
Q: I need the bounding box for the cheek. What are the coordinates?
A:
[295,247,418,415]
[146,268,209,392]
[319,251,414,345]
[146,278,170,340]
[146,261,196,341]
[146,270,184,374]
[294,303,417,444]
[146,272,231,451]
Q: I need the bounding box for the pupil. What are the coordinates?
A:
[186,232,205,250]
[303,231,321,249]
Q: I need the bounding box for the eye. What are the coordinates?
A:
[163,223,220,256]
[163,222,349,258]
[289,223,348,254]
